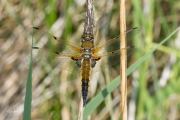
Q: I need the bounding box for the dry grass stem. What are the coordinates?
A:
[78,96,84,120]
[119,0,127,120]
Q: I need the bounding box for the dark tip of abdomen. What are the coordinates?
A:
[81,79,89,107]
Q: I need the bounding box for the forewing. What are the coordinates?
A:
[26,27,82,72]
[93,27,139,53]
[27,27,82,54]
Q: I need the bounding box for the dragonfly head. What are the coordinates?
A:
[81,32,94,42]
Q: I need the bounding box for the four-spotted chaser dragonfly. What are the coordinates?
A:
[29,27,138,106]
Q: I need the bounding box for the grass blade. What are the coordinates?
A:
[83,27,180,118]
[23,40,33,120]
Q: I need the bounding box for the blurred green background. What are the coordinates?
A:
[0,0,180,120]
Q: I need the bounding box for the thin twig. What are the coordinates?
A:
[83,0,94,35]
[119,0,127,120]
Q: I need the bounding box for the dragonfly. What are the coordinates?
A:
[29,26,138,106]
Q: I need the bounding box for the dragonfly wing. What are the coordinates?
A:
[93,27,139,53]
[91,46,135,72]
[27,27,82,53]
[26,27,82,72]
[32,46,81,72]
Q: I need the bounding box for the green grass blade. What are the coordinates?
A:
[83,27,180,119]
[23,42,33,120]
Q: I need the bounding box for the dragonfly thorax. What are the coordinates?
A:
[82,54,92,59]
[81,47,92,58]
[82,48,92,53]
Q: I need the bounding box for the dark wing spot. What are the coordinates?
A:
[53,36,57,40]
[111,51,115,56]
[130,46,135,48]
[32,47,39,49]
[55,52,59,55]
[133,27,138,30]
[94,58,101,61]
[71,57,78,60]
[33,27,39,30]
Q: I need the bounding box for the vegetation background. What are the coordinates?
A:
[0,0,180,119]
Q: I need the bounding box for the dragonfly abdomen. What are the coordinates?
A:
[81,59,91,106]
